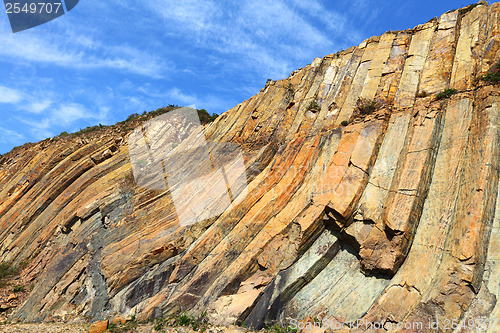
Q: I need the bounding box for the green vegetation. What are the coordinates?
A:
[448,2,484,15]
[118,105,218,125]
[459,2,481,15]
[264,322,298,333]
[12,285,25,293]
[0,261,27,287]
[107,323,119,332]
[307,100,320,113]
[1,142,34,160]
[72,124,108,136]
[336,49,344,57]
[55,105,218,138]
[142,104,176,118]
[435,88,458,101]
[107,320,138,333]
[479,71,500,83]
[475,61,500,84]
[197,108,219,124]
[286,82,295,96]
[0,263,12,280]
[153,312,209,332]
[340,120,349,126]
[355,97,380,115]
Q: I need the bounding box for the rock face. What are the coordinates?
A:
[1,2,500,332]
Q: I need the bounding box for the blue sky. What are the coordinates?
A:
[0,0,491,154]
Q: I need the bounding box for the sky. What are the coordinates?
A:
[0,0,493,154]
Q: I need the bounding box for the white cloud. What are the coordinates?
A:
[17,117,51,130]
[16,100,109,140]
[1,85,56,115]
[98,106,110,120]
[142,0,347,78]
[15,117,53,141]
[289,0,360,41]
[137,84,229,112]
[0,86,23,104]
[0,32,165,78]
[0,0,371,152]
[166,88,197,106]
[91,45,165,77]
[154,0,218,34]
[53,103,91,125]
[0,126,24,144]
[24,100,53,114]
[127,97,142,107]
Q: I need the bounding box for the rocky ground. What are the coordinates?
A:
[0,320,260,333]
[0,323,88,333]
[0,277,31,324]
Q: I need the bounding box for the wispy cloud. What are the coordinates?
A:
[0,31,166,78]
[136,84,230,112]
[24,100,53,114]
[0,126,24,144]
[141,0,352,78]
[164,87,198,106]
[0,0,374,154]
[52,103,93,125]
[0,86,23,104]
[16,117,53,140]
[16,101,110,140]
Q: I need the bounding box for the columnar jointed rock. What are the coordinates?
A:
[0,3,500,332]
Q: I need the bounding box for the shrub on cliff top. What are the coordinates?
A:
[459,2,482,15]
[61,105,218,139]
[448,2,484,15]
[196,108,218,124]
[140,106,217,125]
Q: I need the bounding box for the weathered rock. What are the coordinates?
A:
[110,316,127,325]
[88,320,108,333]
[6,294,17,302]
[245,228,340,329]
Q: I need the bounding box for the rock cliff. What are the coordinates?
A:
[1,2,500,332]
